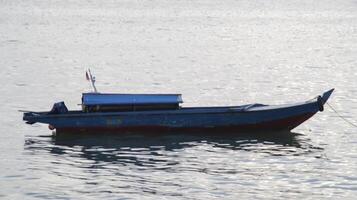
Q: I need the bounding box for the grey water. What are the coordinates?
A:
[1,0,357,199]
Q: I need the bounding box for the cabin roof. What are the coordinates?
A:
[82,93,183,106]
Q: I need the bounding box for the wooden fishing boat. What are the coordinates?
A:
[22,70,334,134]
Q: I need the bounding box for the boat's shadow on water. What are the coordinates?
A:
[24,131,324,167]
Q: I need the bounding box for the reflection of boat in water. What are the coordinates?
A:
[24,132,323,166]
[22,78,334,134]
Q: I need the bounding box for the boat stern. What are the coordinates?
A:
[23,112,40,124]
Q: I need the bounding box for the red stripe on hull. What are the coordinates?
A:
[56,112,316,135]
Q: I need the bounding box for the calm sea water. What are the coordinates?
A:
[1,0,357,199]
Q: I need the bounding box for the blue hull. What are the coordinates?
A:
[23,89,334,134]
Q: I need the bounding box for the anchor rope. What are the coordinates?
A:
[326,102,357,128]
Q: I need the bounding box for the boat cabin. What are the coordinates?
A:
[82,93,183,112]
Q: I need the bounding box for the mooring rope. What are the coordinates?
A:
[326,102,357,128]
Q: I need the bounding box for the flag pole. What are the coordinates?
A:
[86,68,98,93]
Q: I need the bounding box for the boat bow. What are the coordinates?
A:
[321,88,335,105]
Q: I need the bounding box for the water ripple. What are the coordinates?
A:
[20,132,330,199]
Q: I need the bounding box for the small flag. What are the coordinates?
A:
[86,71,90,81]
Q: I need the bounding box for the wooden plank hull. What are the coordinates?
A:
[55,112,315,134]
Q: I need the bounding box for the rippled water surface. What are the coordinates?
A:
[1,0,357,199]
